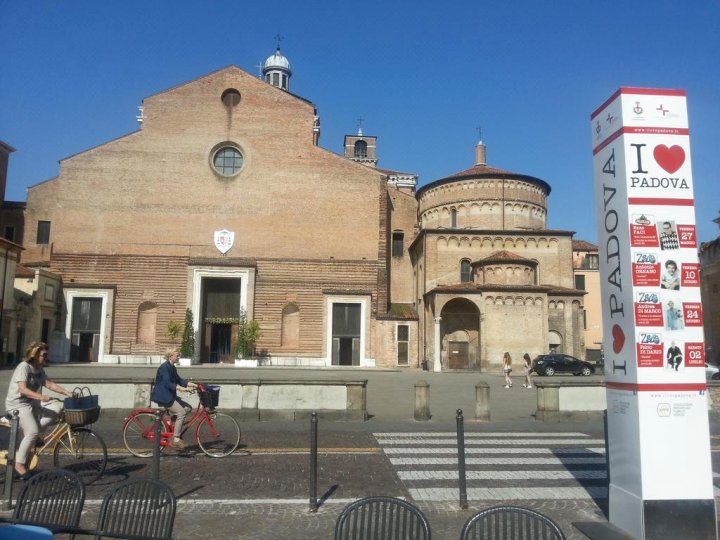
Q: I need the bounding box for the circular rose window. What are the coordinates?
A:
[212,146,243,177]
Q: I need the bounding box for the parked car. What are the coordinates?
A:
[532,354,595,376]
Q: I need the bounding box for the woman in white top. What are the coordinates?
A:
[4,342,74,480]
[502,352,513,388]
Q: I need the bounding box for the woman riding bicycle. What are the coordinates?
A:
[4,341,75,480]
[150,348,196,449]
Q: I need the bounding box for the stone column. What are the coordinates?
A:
[433,316,442,372]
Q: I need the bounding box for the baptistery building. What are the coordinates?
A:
[3,48,586,371]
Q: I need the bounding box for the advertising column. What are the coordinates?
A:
[592,88,716,539]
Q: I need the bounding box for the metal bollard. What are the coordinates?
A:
[475,381,490,422]
[2,410,20,510]
[309,411,318,512]
[456,409,468,509]
[152,410,162,481]
[414,381,431,421]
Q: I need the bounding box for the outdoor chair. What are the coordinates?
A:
[334,495,431,540]
[0,468,85,533]
[460,505,565,540]
[55,477,176,540]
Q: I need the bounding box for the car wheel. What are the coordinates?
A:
[544,367,555,376]
[581,367,592,376]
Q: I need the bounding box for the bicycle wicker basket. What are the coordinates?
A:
[199,385,220,409]
[64,406,101,426]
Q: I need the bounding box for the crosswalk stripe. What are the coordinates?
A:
[374,432,591,437]
[374,431,607,502]
[398,470,607,480]
[389,457,606,466]
[409,487,608,501]
[376,438,605,446]
[382,447,605,455]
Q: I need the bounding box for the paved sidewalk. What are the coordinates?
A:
[0,365,715,539]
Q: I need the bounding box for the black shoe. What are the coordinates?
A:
[14,470,32,481]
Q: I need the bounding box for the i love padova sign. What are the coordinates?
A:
[592,88,716,539]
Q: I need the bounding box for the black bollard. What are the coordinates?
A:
[152,410,162,481]
[2,410,20,510]
[309,411,318,512]
[456,408,468,509]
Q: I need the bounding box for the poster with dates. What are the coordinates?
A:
[592,88,705,385]
[592,88,714,539]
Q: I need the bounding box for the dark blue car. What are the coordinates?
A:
[532,354,595,376]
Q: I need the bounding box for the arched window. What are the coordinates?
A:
[136,302,158,345]
[354,140,368,158]
[450,208,458,228]
[460,259,472,283]
[281,304,300,348]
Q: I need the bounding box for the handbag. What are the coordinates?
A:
[64,386,99,410]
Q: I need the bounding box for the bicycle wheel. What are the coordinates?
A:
[53,427,107,484]
[196,412,241,457]
[123,412,169,458]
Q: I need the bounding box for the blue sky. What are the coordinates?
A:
[2,1,718,243]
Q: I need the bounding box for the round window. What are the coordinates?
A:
[212,147,243,176]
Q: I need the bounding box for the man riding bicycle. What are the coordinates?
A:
[150,348,197,448]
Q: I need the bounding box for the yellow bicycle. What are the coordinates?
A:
[1,400,107,484]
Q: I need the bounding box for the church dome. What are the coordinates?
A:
[264,49,291,72]
[262,48,292,90]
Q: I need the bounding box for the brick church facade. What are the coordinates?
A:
[8,49,586,370]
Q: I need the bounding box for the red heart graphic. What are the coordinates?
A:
[653,145,685,174]
[612,324,625,354]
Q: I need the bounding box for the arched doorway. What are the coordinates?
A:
[548,330,563,353]
[440,298,480,369]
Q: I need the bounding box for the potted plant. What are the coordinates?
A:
[234,308,262,367]
[179,308,195,366]
[166,319,181,344]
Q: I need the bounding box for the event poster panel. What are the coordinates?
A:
[592,88,715,539]
[592,89,704,385]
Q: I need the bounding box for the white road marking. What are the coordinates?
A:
[389,456,606,466]
[398,470,607,480]
[383,446,605,455]
[410,487,608,501]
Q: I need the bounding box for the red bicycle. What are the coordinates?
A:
[121,383,240,458]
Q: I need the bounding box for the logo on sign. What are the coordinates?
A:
[213,229,235,254]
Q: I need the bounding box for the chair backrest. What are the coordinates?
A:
[13,468,85,529]
[334,496,431,540]
[96,478,176,540]
[460,505,565,540]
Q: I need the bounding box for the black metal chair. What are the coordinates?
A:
[334,495,431,540]
[460,505,565,540]
[55,477,176,540]
[0,468,85,531]
[95,478,176,539]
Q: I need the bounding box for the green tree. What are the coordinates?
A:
[180,308,195,358]
[235,308,261,358]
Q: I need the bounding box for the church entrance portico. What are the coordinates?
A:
[190,266,255,364]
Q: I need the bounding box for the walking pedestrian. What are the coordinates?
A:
[522,353,533,388]
[503,352,513,388]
